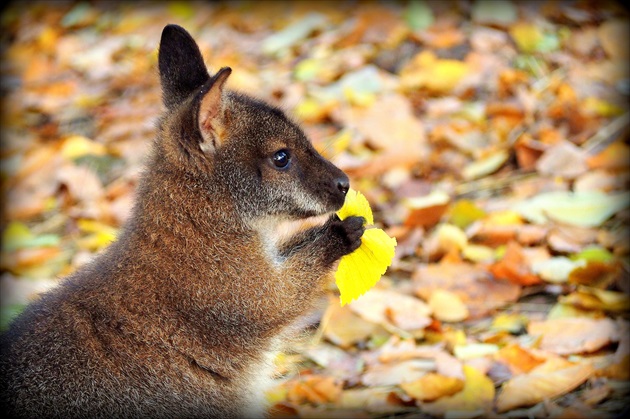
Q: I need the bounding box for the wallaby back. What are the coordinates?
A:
[0,24,364,418]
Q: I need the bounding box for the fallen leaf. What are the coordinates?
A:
[349,289,432,332]
[490,313,529,334]
[304,343,362,380]
[471,0,517,26]
[404,0,434,31]
[401,373,464,402]
[586,141,630,170]
[560,286,630,312]
[596,354,630,380]
[400,51,469,93]
[528,317,619,355]
[546,302,603,320]
[461,149,510,180]
[335,93,427,158]
[446,199,486,229]
[574,169,629,193]
[535,140,588,179]
[262,13,327,55]
[510,22,544,53]
[531,256,586,284]
[453,343,499,360]
[461,244,496,263]
[495,344,545,374]
[514,135,546,170]
[337,387,399,415]
[598,19,630,60]
[414,261,521,318]
[496,359,594,412]
[423,223,468,259]
[488,241,541,286]
[362,359,433,386]
[422,365,495,415]
[515,191,630,227]
[434,351,465,380]
[2,221,60,252]
[372,336,443,364]
[286,375,342,405]
[403,190,450,228]
[0,247,64,279]
[60,135,107,160]
[428,289,469,322]
[322,300,378,348]
[567,260,619,288]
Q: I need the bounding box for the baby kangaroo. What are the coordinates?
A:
[0,24,364,418]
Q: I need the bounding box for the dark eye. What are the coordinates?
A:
[272,149,291,169]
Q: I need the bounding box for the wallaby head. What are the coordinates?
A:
[157,24,349,224]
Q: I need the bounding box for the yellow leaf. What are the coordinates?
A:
[3,222,32,250]
[490,313,528,334]
[485,210,523,226]
[400,51,469,93]
[335,189,396,306]
[422,365,495,415]
[336,189,373,225]
[60,135,107,160]
[336,229,396,306]
[510,22,543,53]
[447,199,486,229]
[76,219,118,251]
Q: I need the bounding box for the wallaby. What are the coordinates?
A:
[0,24,364,419]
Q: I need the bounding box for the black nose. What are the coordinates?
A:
[336,176,350,195]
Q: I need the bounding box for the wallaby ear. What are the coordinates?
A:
[158,24,209,109]
[198,67,232,154]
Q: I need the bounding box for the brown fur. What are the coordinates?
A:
[0,24,363,419]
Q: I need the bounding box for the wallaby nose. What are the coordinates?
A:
[336,176,350,195]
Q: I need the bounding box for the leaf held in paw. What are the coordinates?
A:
[335,189,396,306]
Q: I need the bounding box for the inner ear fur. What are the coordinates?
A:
[198,67,232,154]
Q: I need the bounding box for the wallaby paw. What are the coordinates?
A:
[330,215,365,256]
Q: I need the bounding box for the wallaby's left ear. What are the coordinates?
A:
[198,67,232,154]
[159,24,209,109]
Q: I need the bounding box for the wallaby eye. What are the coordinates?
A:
[272,149,291,169]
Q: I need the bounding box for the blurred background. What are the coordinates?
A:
[1,1,629,417]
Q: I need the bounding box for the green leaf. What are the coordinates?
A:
[570,246,614,263]
[262,13,327,55]
[472,0,517,26]
[2,221,60,252]
[515,191,629,227]
[447,199,486,229]
[1,303,27,332]
[405,0,434,31]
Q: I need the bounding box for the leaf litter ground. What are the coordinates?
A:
[1,1,629,418]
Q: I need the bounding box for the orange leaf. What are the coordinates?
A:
[286,375,342,405]
[586,141,630,170]
[495,344,545,374]
[488,241,541,286]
